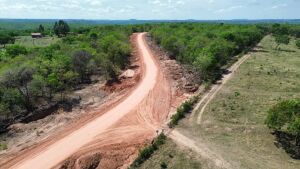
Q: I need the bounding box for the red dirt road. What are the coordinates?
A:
[4,33,171,169]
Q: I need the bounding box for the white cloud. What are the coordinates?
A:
[215,5,244,13]
[271,3,287,9]
[0,0,298,20]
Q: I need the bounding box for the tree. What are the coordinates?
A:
[0,33,14,47]
[193,51,216,80]
[2,65,35,111]
[296,39,300,49]
[266,99,300,146]
[38,24,45,34]
[5,45,27,57]
[53,20,70,37]
[275,35,290,50]
[72,50,92,81]
[89,32,98,40]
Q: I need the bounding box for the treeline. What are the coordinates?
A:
[0,24,132,123]
[149,23,300,81]
[149,23,264,81]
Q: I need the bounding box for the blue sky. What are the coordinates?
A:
[0,0,299,19]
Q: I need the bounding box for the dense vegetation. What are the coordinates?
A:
[0,21,299,133]
[266,99,300,146]
[150,23,300,81]
[0,22,132,126]
[150,23,265,81]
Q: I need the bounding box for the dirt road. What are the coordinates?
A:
[4,33,171,169]
[169,53,252,169]
[170,130,231,169]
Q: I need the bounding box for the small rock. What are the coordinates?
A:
[119,69,135,79]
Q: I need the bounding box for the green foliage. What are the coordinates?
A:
[0,24,132,123]
[53,20,70,37]
[296,39,300,49]
[266,99,300,142]
[266,99,300,130]
[0,143,7,150]
[150,23,264,81]
[275,35,290,49]
[0,32,14,46]
[169,96,198,127]
[5,45,27,57]
[38,24,45,33]
[160,162,168,169]
[130,133,166,168]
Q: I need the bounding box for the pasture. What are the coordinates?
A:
[14,36,59,47]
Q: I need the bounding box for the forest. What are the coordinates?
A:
[0,21,299,136]
[0,21,133,130]
[149,23,300,81]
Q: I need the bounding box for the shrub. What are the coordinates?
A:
[169,96,198,127]
[160,162,168,169]
[5,45,27,57]
[266,99,300,145]
[0,143,7,151]
[296,39,300,49]
[130,133,166,168]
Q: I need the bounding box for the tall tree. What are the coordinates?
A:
[38,24,45,34]
[275,35,290,50]
[53,20,70,37]
[0,33,14,47]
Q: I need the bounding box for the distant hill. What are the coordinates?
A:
[0,19,299,30]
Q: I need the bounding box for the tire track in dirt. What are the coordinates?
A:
[169,130,231,169]
[191,54,252,124]
[2,33,172,169]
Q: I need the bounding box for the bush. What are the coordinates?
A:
[266,99,300,145]
[296,39,300,49]
[160,162,168,169]
[169,96,198,127]
[0,143,7,150]
[5,45,27,57]
[130,133,166,168]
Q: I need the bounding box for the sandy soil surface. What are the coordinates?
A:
[1,33,173,169]
[170,130,231,169]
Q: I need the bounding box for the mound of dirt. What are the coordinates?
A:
[145,35,201,93]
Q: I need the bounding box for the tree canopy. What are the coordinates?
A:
[266,99,300,145]
[53,20,70,37]
[150,23,264,81]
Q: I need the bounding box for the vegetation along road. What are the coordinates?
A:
[3,33,172,169]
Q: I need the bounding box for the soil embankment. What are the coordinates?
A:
[1,33,173,169]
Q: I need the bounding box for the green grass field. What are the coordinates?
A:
[175,36,300,169]
[133,138,204,169]
[14,36,59,47]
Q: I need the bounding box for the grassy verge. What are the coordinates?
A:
[177,36,300,169]
[129,133,166,168]
[130,138,204,169]
[168,96,199,128]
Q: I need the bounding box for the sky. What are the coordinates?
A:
[0,0,299,20]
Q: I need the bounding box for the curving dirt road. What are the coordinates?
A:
[3,33,172,169]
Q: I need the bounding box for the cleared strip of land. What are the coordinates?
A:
[3,33,172,169]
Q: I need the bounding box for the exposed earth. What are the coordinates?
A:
[0,33,193,169]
